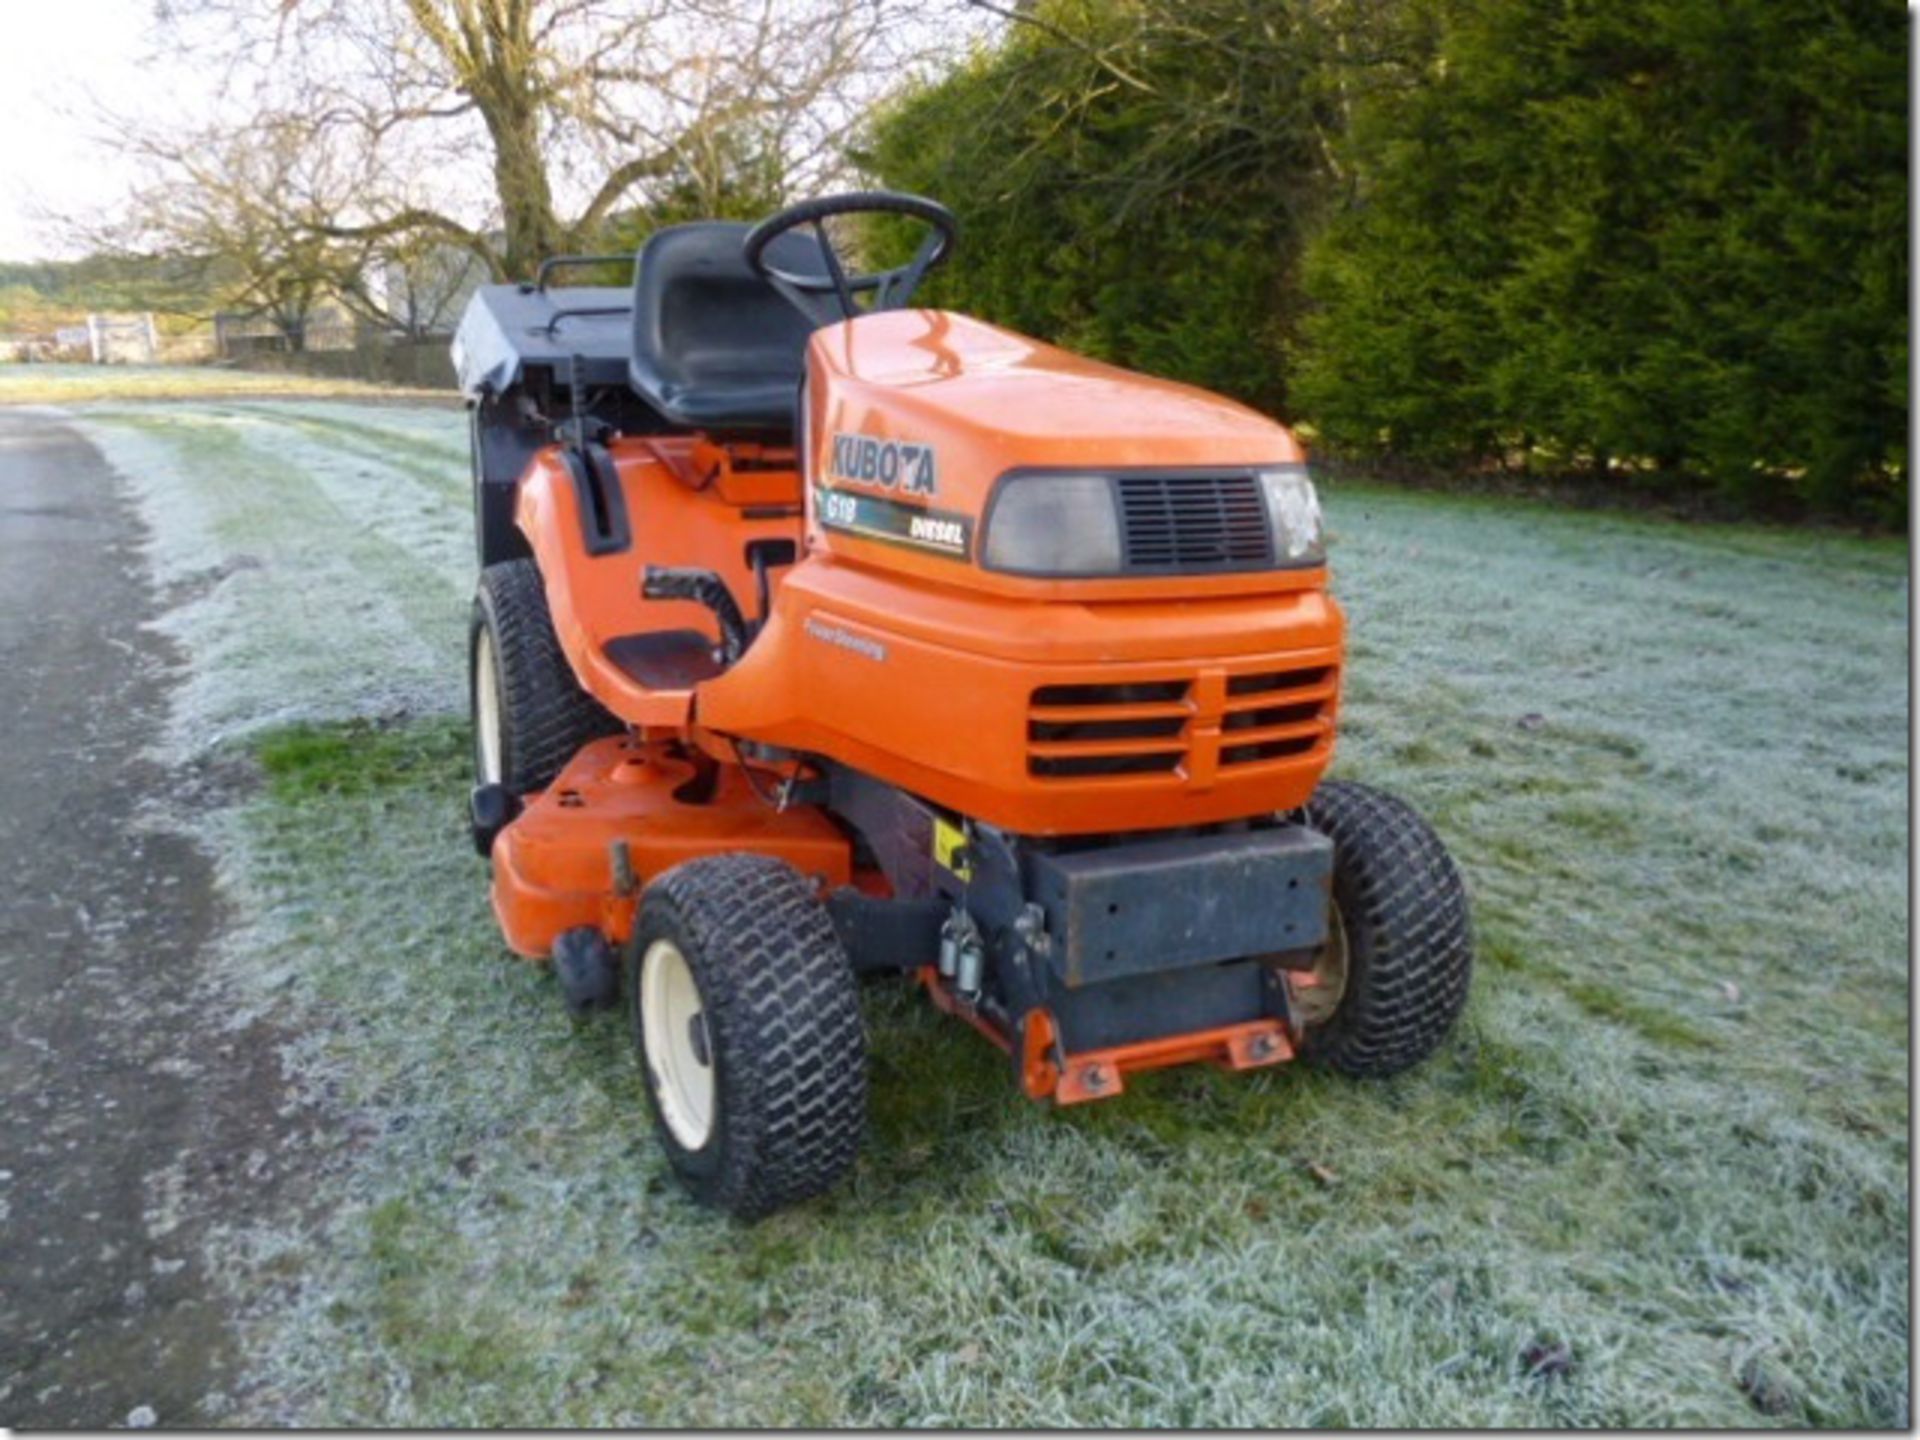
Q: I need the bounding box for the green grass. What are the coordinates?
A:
[255,719,469,802]
[73,399,1907,1426]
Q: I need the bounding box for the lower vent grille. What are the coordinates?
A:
[1026,665,1335,781]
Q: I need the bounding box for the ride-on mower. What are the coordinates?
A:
[454,192,1472,1219]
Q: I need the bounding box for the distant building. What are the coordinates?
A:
[363,244,490,338]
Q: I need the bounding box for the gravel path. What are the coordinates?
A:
[0,408,321,1428]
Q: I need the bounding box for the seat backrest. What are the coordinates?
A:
[628,221,820,433]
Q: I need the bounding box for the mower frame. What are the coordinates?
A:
[452,195,1473,1216]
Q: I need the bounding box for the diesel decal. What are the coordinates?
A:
[816,485,973,560]
[828,431,938,497]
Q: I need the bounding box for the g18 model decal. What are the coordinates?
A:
[828,431,938,497]
[815,484,973,559]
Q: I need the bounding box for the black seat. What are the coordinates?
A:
[628,222,822,432]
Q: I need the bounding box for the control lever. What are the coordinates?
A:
[641,566,750,665]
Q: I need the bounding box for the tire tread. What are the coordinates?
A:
[1303,780,1474,1077]
[472,559,620,792]
[636,854,866,1219]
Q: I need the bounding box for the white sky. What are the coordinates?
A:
[0,0,994,263]
[0,0,173,260]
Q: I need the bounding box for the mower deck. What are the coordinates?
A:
[490,736,851,958]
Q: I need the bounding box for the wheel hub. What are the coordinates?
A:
[474,628,503,786]
[1287,905,1351,1029]
[641,939,715,1149]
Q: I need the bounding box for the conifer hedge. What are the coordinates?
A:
[866,0,1907,522]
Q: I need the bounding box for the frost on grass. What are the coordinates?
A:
[95,399,1909,1427]
[70,403,472,757]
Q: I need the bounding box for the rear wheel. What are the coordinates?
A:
[629,854,867,1220]
[469,559,620,793]
[1294,780,1473,1076]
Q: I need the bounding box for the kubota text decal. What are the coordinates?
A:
[828,431,938,497]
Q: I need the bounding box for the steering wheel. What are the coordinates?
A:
[743,191,957,325]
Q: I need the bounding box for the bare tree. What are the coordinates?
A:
[127,0,969,281]
[78,120,368,349]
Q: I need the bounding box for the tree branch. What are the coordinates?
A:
[316,208,501,275]
[571,150,675,235]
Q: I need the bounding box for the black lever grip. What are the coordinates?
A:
[641,566,750,665]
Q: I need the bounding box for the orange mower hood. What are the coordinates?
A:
[808,309,1305,489]
[799,308,1316,602]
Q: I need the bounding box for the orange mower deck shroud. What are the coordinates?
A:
[489,308,1345,1103]
[490,735,852,959]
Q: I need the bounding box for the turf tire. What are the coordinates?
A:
[629,854,867,1220]
[470,558,620,793]
[1301,780,1473,1077]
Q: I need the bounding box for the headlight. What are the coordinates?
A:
[1259,464,1326,565]
[981,473,1122,575]
[980,466,1326,575]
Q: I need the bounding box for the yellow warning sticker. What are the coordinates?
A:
[932,816,972,880]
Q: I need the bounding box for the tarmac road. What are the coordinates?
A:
[0,408,314,1428]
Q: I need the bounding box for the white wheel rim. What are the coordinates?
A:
[640,939,715,1150]
[1289,904,1351,1029]
[474,628,503,785]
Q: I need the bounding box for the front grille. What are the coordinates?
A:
[1028,679,1189,778]
[1117,474,1272,572]
[1027,664,1336,780]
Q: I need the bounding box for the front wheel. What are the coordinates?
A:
[629,854,867,1219]
[1292,780,1474,1076]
